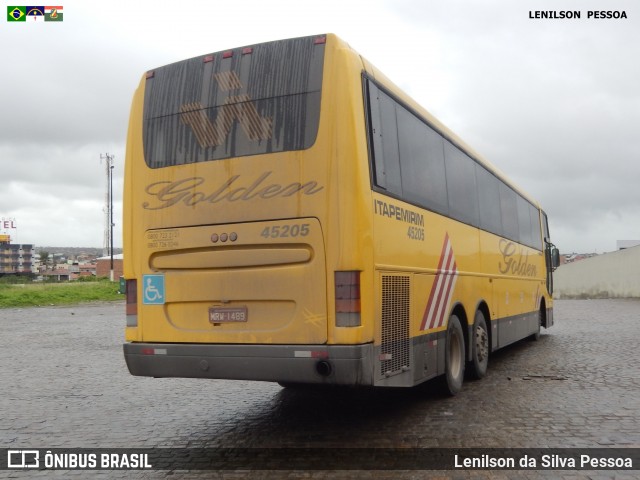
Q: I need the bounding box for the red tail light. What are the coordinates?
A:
[335,271,361,327]
[125,279,138,327]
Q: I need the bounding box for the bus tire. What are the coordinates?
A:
[529,307,542,341]
[442,314,465,396]
[469,310,489,379]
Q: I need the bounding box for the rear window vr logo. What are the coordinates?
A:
[179,71,272,147]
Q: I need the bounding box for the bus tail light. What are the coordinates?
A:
[126,279,138,327]
[335,271,361,327]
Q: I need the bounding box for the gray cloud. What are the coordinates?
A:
[385,0,640,252]
[1,0,638,251]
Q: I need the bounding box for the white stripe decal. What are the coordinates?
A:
[421,234,459,331]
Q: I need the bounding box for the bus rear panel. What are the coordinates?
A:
[124,35,376,385]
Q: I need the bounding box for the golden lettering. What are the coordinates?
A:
[143,172,324,210]
[498,239,538,277]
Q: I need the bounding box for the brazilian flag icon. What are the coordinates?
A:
[7,6,26,21]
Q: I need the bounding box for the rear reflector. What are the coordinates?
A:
[203,54,214,63]
[141,348,167,355]
[242,47,253,55]
[223,50,233,58]
[335,271,361,327]
[314,36,326,45]
[294,350,329,359]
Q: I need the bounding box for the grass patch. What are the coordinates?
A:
[0,279,123,308]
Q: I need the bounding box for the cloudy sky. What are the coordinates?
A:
[1,0,638,253]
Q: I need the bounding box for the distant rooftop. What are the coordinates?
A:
[97,253,124,261]
[617,240,640,250]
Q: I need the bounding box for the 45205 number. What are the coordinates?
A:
[261,223,310,239]
[407,226,425,241]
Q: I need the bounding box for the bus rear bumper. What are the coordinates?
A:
[123,343,375,386]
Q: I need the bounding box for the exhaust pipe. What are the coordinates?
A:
[315,360,333,377]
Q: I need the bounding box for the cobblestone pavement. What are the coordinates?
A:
[1,299,639,479]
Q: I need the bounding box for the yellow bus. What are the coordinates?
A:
[123,34,559,394]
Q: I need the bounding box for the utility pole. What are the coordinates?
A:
[100,153,115,281]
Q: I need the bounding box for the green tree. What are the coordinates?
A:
[39,250,50,269]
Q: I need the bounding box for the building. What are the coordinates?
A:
[0,235,34,275]
[555,244,640,298]
[617,240,640,250]
[42,269,72,282]
[78,263,97,277]
[560,252,598,265]
[96,253,123,279]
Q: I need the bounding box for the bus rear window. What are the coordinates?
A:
[143,35,325,168]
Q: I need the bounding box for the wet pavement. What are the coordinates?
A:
[1,299,639,479]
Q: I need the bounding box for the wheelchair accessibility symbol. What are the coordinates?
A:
[143,274,165,305]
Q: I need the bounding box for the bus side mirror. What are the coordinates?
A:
[551,247,560,270]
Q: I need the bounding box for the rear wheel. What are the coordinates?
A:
[469,310,489,379]
[442,314,465,395]
[529,307,542,341]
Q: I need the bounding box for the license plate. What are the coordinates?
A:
[209,306,248,324]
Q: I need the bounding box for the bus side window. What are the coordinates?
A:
[368,82,402,196]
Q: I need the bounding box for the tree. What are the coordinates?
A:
[39,250,50,270]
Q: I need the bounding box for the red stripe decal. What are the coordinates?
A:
[420,234,459,331]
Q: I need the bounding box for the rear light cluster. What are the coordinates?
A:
[125,279,138,327]
[199,35,325,64]
[335,271,361,327]
[147,36,327,81]
[212,46,253,62]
